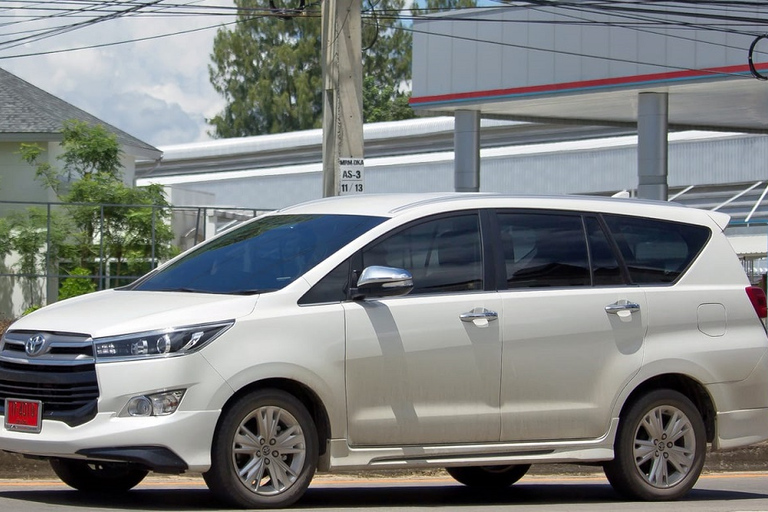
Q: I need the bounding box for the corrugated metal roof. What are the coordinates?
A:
[137,117,636,179]
[729,236,767,258]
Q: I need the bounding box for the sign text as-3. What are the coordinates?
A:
[339,158,364,195]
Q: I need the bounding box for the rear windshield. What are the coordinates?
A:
[130,214,385,294]
[604,215,710,284]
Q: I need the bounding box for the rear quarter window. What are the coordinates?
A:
[603,215,711,284]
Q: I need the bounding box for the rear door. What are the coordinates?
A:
[495,211,648,442]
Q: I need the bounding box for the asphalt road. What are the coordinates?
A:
[1,472,768,511]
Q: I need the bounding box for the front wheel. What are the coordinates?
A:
[446,464,531,488]
[203,389,319,509]
[49,458,148,492]
[603,389,706,501]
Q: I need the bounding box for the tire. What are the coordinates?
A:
[603,389,706,501]
[203,389,319,509]
[446,464,531,488]
[49,458,148,492]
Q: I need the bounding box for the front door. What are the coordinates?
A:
[344,212,503,446]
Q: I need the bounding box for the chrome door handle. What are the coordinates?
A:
[460,308,499,322]
[605,300,641,314]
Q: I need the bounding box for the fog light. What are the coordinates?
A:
[121,389,186,417]
[126,396,153,417]
[150,390,185,416]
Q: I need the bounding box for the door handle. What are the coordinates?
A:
[460,308,499,323]
[605,300,641,315]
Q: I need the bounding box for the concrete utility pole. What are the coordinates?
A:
[321,0,364,197]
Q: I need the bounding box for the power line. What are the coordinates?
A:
[2,0,768,77]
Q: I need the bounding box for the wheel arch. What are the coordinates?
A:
[216,378,332,458]
[619,374,716,443]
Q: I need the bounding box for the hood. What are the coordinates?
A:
[9,289,258,339]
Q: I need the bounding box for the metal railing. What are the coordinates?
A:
[0,200,267,299]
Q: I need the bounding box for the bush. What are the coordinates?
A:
[59,267,97,301]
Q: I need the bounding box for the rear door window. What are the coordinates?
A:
[603,215,710,284]
[585,216,625,286]
[497,212,590,288]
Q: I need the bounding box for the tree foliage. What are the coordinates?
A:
[422,0,477,13]
[208,0,414,137]
[16,120,176,305]
[362,76,415,124]
[58,267,97,301]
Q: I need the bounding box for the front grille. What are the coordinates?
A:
[0,330,99,427]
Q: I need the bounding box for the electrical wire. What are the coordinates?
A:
[2,0,768,82]
[362,0,380,52]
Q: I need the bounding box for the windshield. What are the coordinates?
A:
[131,214,385,294]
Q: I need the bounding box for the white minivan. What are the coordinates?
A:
[1,193,767,508]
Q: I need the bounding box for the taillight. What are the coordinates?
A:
[746,286,767,319]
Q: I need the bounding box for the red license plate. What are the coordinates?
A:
[4,399,42,433]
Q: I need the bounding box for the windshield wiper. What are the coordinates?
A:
[143,287,276,295]
[228,288,278,295]
[159,287,219,294]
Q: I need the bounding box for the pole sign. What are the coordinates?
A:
[339,157,364,195]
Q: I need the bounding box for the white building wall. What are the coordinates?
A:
[412,5,758,99]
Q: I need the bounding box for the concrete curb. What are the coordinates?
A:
[2,442,767,480]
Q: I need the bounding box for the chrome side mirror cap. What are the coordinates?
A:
[352,266,413,300]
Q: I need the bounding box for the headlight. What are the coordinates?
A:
[94,321,234,361]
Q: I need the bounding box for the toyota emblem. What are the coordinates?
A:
[25,334,47,357]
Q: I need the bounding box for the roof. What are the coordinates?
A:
[278,192,730,230]
[411,5,768,134]
[0,68,161,160]
[136,117,633,180]
[729,235,767,259]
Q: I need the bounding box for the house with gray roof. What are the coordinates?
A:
[0,67,161,205]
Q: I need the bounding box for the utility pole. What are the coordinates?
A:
[321,0,364,197]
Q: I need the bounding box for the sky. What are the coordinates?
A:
[0,1,237,148]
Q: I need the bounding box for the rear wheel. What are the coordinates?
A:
[603,389,706,501]
[203,389,319,509]
[49,458,148,492]
[446,464,531,488]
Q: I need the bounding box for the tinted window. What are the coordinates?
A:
[498,213,590,288]
[299,258,352,305]
[604,215,710,284]
[362,214,482,295]
[585,217,624,286]
[132,214,385,294]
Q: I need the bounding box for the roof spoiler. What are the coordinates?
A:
[707,210,731,231]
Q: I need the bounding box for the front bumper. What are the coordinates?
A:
[0,353,232,473]
[1,409,220,472]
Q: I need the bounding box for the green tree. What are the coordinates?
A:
[362,76,415,123]
[421,0,477,13]
[208,0,413,137]
[4,207,72,309]
[17,119,176,301]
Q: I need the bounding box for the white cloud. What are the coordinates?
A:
[1,1,235,147]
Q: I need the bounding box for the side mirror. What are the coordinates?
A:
[352,266,414,300]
